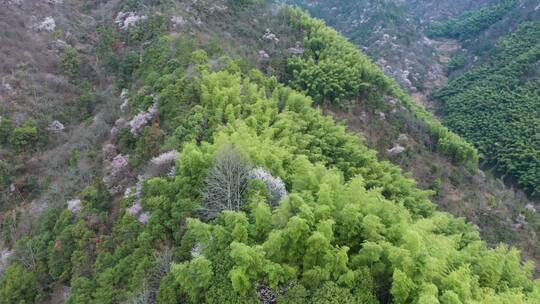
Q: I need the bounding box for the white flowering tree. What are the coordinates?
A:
[248,168,287,206]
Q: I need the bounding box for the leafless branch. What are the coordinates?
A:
[201,144,251,218]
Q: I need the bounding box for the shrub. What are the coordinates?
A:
[0,117,12,144]
[0,263,38,304]
[97,26,121,73]
[81,182,111,212]
[78,87,94,119]
[10,119,38,152]
[116,128,137,153]
[20,176,40,199]
[277,284,308,304]
[171,256,213,303]
[446,53,467,72]
[191,50,209,68]
[156,272,182,304]
[61,47,81,78]
[0,160,10,187]
[66,277,95,304]
[311,282,357,304]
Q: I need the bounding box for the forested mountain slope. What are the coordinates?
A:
[0,0,539,303]
[432,6,540,196]
[0,0,113,211]
[285,0,494,95]
[285,0,540,265]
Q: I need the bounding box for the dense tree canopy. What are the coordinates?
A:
[0,4,537,304]
[5,61,536,302]
[427,0,518,41]
[285,8,478,168]
[435,21,540,195]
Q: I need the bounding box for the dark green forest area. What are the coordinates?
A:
[435,21,540,196]
[426,0,518,41]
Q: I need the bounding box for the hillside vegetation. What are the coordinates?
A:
[0,1,539,304]
[280,0,540,264]
[285,10,478,167]
[426,0,518,41]
[434,21,540,196]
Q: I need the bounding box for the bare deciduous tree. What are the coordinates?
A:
[202,144,251,218]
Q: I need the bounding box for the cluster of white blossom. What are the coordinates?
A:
[114,12,147,30]
[191,243,202,258]
[0,249,12,274]
[129,102,157,135]
[124,175,150,224]
[151,150,179,166]
[167,166,176,178]
[209,4,227,13]
[103,154,129,189]
[248,168,288,205]
[137,212,150,224]
[387,144,406,156]
[386,98,399,105]
[126,201,142,215]
[126,201,150,224]
[287,42,305,55]
[150,150,180,177]
[4,0,23,5]
[110,154,129,176]
[123,187,132,198]
[513,214,528,230]
[134,175,146,200]
[171,15,186,28]
[67,199,81,213]
[120,89,129,112]
[262,29,279,43]
[36,17,56,32]
[102,144,117,160]
[124,175,146,199]
[47,120,64,132]
[257,50,270,61]
[111,118,127,136]
[51,39,68,54]
[1,79,13,94]
[110,117,128,136]
[398,133,409,143]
